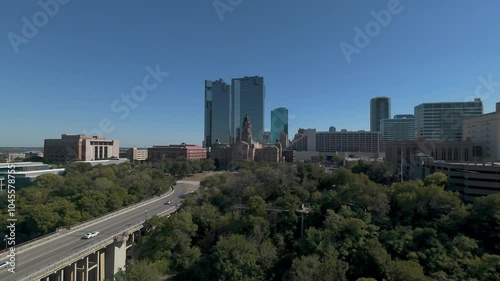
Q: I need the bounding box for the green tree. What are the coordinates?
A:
[423,172,448,187]
[32,173,65,189]
[141,210,200,272]
[211,234,264,281]
[467,193,500,252]
[201,159,216,171]
[248,195,266,217]
[25,205,61,234]
[288,253,347,281]
[115,260,163,281]
[385,260,430,281]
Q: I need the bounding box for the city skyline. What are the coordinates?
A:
[2,1,500,147]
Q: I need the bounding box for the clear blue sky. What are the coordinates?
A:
[1,0,500,147]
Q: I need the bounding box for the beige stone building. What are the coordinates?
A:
[44,134,119,163]
[123,148,148,161]
[463,102,500,161]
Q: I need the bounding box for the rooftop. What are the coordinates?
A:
[430,161,500,168]
[0,162,47,168]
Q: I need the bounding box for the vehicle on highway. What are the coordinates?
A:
[83,231,99,239]
[165,200,172,205]
[0,261,8,269]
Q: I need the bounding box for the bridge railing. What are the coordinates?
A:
[18,225,128,281]
[17,204,180,281]
[0,186,174,256]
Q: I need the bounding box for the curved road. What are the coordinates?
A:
[0,183,190,281]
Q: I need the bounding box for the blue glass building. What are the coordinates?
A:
[204,79,232,147]
[231,76,265,143]
[271,107,288,143]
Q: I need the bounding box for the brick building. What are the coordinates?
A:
[148,143,206,161]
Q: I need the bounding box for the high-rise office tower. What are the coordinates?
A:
[380,115,415,151]
[414,98,483,141]
[271,107,288,143]
[204,79,231,148]
[370,97,391,132]
[231,76,265,143]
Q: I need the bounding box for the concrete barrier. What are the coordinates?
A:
[0,187,175,256]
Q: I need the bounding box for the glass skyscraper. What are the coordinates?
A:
[231,76,265,143]
[271,107,288,143]
[370,97,391,132]
[204,79,231,147]
[414,98,483,141]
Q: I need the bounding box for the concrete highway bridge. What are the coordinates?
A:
[0,180,199,281]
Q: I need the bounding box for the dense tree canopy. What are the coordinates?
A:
[1,157,497,280]
[133,162,499,280]
[0,158,215,243]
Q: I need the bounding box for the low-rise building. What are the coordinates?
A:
[289,128,381,161]
[462,102,500,161]
[279,132,289,149]
[7,153,26,162]
[255,143,283,163]
[44,134,119,163]
[282,149,295,163]
[122,148,148,161]
[424,161,500,202]
[385,137,481,179]
[0,162,65,191]
[148,143,206,161]
[75,158,129,166]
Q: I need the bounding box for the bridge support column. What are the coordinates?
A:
[99,251,105,281]
[55,269,64,281]
[85,256,89,281]
[105,239,127,280]
[63,264,75,281]
[73,263,77,281]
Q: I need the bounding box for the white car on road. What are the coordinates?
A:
[83,231,99,239]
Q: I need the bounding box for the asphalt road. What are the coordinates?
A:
[0,183,189,281]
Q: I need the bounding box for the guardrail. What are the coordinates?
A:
[0,187,174,256]
[19,205,180,281]
[18,225,127,281]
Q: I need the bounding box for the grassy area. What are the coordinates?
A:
[182,172,216,182]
